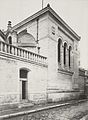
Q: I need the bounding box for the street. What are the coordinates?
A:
[1,99,88,120]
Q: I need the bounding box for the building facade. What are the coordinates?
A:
[0,4,87,105]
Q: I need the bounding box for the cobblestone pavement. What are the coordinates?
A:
[1,100,88,120]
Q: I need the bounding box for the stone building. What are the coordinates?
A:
[0,4,87,105]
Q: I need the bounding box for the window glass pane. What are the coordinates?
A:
[20,70,28,78]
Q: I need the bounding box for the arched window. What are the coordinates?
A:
[69,46,72,67]
[8,36,12,53]
[20,69,29,100]
[58,38,62,63]
[8,36,12,44]
[63,42,67,65]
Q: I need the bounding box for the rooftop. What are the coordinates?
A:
[11,4,80,41]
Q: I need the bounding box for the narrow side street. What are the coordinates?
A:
[1,99,88,120]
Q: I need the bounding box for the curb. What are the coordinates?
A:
[0,99,87,119]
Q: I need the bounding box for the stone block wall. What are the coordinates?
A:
[0,52,47,104]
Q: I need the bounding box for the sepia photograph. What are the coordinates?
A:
[0,0,88,119]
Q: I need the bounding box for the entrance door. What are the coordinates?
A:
[20,69,28,100]
[22,81,26,99]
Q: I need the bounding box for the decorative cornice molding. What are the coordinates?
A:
[11,5,80,41]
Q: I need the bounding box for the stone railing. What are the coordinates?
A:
[0,41,47,66]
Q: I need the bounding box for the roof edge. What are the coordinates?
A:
[11,4,80,41]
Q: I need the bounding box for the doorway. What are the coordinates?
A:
[20,69,28,100]
[22,81,27,99]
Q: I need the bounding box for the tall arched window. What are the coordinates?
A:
[20,69,29,100]
[58,38,62,63]
[69,46,72,67]
[63,42,67,65]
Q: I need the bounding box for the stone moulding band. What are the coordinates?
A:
[47,89,81,93]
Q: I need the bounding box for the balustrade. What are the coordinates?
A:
[0,41,47,65]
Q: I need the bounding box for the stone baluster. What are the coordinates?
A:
[7,45,10,53]
[39,56,41,63]
[29,52,31,60]
[37,55,39,62]
[17,48,18,56]
[36,55,38,62]
[23,50,25,57]
[25,51,27,58]
[21,50,23,57]
[41,57,44,63]
[19,49,21,56]
[4,44,7,53]
[20,49,23,57]
[3,43,5,52]
[18,48,20,56]
[28,52,30,59]
[33,53,35,61]
[11,46,14,54]
[0,41,1,51]
[26,51,28,59]
[0,42,4,51]
[24,51,26,58]
[14,47,17,55]
[35,54,37,62]
[31,53,33,60]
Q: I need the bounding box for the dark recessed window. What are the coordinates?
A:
[20,69,28,78]
[63,42,67,65]
[69,46,72,67]
[58,38,62,63]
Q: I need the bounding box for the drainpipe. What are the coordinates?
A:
[36,18,40,54]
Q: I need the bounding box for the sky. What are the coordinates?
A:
[0,0,88,69]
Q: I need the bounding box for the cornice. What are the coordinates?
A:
[11,5,80,41]
[11,6,49,31]
[48,7,80,41]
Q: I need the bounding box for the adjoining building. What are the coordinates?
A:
[0,4,87,106]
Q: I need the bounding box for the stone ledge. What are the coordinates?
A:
[58,68,74,75]
[47,89,80,93]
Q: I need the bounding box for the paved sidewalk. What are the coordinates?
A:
[0,99,88,120]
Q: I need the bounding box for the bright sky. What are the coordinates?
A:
[0,0,88,69]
